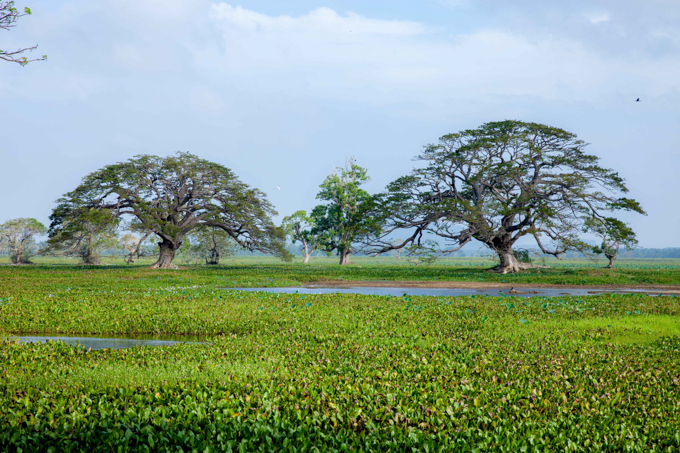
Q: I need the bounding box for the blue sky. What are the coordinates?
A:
[1,0,679,248]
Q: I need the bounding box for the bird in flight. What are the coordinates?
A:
[636,98,640,102]
[273,187,281,190]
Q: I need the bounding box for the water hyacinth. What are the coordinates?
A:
[0,265,678,451]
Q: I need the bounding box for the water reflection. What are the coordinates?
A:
[10,335,202,350]
[226,286,667,298]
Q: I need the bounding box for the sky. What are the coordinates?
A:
[1,0,679,249]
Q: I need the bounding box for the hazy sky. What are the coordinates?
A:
[1,0,678,248]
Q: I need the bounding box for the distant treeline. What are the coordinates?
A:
[615,248,680,259]
[550,248,680,259]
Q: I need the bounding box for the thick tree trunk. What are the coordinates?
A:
[82,253,100,265]
[205,249,220,265]
[152,239,180,269]
[605,253,616,269]
[339,249,351,265]
[492,250,534,274]
[302,252,310,264]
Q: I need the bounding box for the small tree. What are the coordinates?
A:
[45,209,118,264]
[120,233,154,264]
[369,121,646,273]
[585,217,638,268]
[404,239,439,266]
[49,152,291,269]
[1,2,47,65]
[0,218,46,264]
[310,158,379,265]
[281,210,317,264]
[181,227,238,265]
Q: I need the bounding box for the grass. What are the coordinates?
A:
[1,266,680,451]
[1,256,680,287]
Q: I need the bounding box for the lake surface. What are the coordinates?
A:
[10,335,201,350]
[227,286,666,298]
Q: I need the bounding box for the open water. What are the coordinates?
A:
[9,335,202,350]
[227,286,669,298]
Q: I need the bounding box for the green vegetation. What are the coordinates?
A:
[1,266,679,451]
[370,121,646,274]
[2,257,680,285]
[48,152,290,269]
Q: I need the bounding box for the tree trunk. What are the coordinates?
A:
[206,249,220,265]
[492,250,533,274]
[82,253,100,265]
[605,253,616,269]
[302,243,310,264]
[339,249,351,265]
[152,239,180,269]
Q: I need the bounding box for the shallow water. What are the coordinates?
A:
[9,335,201,350]
[227,286,666,298]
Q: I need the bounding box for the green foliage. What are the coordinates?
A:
[514,248,532,264]
[372,121,646,272]
[49,152,291,268]
[0,1,47,66]
[311,158,379,264]
[281,211,318,262]
[45,208,119,264]
[585,217,639,268]
[403,239,439,265]
[179,227,239,265]
[0,217,46,264]
[0,266,679,451]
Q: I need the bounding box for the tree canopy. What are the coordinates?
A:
[368,121,645,273]
[310,159,378,265]
[0,217,46,264]
[585,216,638,269]
[1,2,46,66]
[49,152,291,268]
[180,227,238,265]
[45,208,118,264]
[281,210,317,264]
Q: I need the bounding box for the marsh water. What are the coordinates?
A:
[227,286,668,298]
[10,335,202,350]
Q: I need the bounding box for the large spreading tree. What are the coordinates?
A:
[368,121,645,273]
[49,152,291,268]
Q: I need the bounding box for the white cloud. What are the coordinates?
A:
[585,12,610,25]
[190,4,680,105]
[209,5,428,36]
